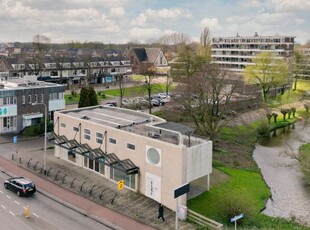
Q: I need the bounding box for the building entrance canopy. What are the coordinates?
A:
[47,132,139,175]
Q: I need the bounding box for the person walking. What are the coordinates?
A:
[158,204,165,222]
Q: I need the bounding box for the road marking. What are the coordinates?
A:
[1,205,6,209]
[23,206,27,209]
[6,195,11,199]
[9,211,15,216]
[14,201,20,205]
[33,213,39,218]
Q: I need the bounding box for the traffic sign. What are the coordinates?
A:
[174,183,190,198]
[118,180,124,190]
[230,213,244,223]
[12,136,17,144]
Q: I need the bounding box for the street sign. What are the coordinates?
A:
[174,183,190,198]
[230,213,244,223]
[118,180,124,190]
[12,136,17,144]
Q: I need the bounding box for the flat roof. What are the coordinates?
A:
[58,106,205,146]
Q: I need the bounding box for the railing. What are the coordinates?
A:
[187,209,223,230]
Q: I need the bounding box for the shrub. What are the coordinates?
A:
[256,122,270,138]
[217,191,254,225]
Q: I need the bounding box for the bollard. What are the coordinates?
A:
[25,207,30,218]
[19,157,21,164]
[12,154,14,161]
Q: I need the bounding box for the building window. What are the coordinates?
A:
[84,128,90,140]
[22,95,25,104]
[127,143,135,150]
[73,126,79,132]
[96,132,103,144]
[28,95,31,104]
[35,94,38,103]
[60,122,66,128]
[109,138,116,144]
[110,166,135,189]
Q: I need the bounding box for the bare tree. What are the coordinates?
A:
[117,75,126,108]
[31,34,51,76]
[143,65,157,114]
[175,63,236,142]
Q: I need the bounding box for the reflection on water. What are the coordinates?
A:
[254,122,310,227]
[258,124,296,147]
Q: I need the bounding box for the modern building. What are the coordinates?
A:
[0,77,65,134]
[124,47,170,75]
[211,33,295,74]
[50,106,212,211]
[0,55,132,85]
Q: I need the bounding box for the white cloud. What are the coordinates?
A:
[272,0,310,12]
[131,7,191,26]
[109,7,125,18]
[130,13,148,26]
[129,27,162,41]
[144,8,191,20]
[198,17,222,31]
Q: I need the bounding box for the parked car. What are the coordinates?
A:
[4,177,36,197]
[103,101,117,107]
[152,96,165,105]
[151,98,161,106]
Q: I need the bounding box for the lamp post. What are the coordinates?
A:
[32,102,47,175]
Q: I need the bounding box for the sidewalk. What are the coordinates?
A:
[0,135,196,230]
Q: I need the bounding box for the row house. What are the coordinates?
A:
[0,55,132,85]
[0,78,65,134]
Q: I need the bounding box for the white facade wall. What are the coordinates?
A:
[211,35,295,73]
[54,108,212,211]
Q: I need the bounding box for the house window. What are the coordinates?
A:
[60,123,66,128]
[109,138,116,144]
[28,95,31,104]
[22,95,25,104]
[84,128,91,140]
[73,126,79,132]
[96,132,103,144]
[127,143,135,150]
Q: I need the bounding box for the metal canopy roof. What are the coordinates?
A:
[155,122,194,135]
[47,132,139,175]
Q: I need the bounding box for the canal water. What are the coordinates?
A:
[253,122,310,226]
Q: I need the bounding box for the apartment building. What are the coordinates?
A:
[0,78,65,134]
[50,106,212,211]
[211,33,295,74]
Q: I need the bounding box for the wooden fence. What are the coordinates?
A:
[187,209,223,230]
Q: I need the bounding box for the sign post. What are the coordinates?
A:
[12,136,18,154]
[173,183,190,230]
[230,213,244,230]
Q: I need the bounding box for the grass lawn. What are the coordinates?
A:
[187,167,310,229]
[64,83,175,104]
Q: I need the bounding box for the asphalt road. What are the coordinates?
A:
[0,173,112,230]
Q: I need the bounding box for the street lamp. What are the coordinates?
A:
[32,102,47,175]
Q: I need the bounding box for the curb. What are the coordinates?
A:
[0,164,122,230]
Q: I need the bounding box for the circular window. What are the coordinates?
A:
[147,147,160,165]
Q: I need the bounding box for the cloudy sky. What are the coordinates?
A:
[1,0,309,44]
